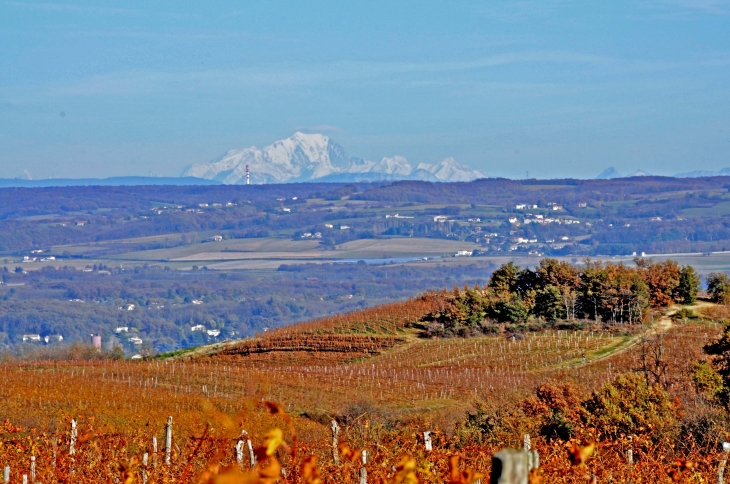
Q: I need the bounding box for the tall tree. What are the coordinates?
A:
[634,258,680,308]
[578,260,605,322]
[676,265,700,305]
[535,258,580,320]
[707,272,730,304]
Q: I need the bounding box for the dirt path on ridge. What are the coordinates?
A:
[586,300,716,365]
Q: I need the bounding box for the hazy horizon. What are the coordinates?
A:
[1,1,729,180]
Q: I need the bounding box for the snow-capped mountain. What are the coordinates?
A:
[184,133,484,184]
[595,167,653,180]
[595,167,622,179]
[675,168,730,178]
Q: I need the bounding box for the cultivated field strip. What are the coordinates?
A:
[217,334,405,356]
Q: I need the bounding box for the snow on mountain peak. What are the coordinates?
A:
[372,156,413,175]
[184,134,483,184]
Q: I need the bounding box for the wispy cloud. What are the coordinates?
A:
[661,0,730,14]
[39,51,612,97]
[474,0,580,22]
[2,1,138,15]
[22,49,729,102]
[64,28,287,42]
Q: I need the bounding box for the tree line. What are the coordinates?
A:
[423,258,700,335]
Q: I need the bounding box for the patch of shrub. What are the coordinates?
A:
[583,373,679,441]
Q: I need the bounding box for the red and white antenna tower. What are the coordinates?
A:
[246,164,250,185]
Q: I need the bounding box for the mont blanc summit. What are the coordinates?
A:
[184,133,484,184]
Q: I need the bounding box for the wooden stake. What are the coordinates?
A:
[246,432,256,468]
[142,452,149,484]
[29,456,35,483]
[424,431,432,452]
[236,431,249,468]
[165,416,173,465]
[3,466,9,483]
[331,420,340,465]
[719,442,729,484]
[69,419,77,455]
[359,449,368,484]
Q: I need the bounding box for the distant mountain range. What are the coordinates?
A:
[183,132,485,184]
[674,168,730,178]
[596,167,730,179]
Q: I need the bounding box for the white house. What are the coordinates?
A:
[206,329,221,337]
[129,336,143,345]
[433,215,448,223]
[192,299,203,305]
[115,326,129,333]
[191,324,206,332]
[22,334,41,342]
[455,250,473,257]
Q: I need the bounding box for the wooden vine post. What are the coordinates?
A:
[165,416,173,465]
[423,431,432,452]
[3,466,9,483]
[490,449,539,484]
[69,419,77,455]
[331,420,340,465]
[236,437,245,468]
[359,449,367,484]
[142,452,149,484]
[237,430,255,468]
[627,435,633,466]
[719,442,730,484]
[247,432,256,468]
[29,456,35,483]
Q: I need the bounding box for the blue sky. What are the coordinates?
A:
[1,0,729,179]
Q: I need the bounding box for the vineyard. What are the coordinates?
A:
[1,293,728,480]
